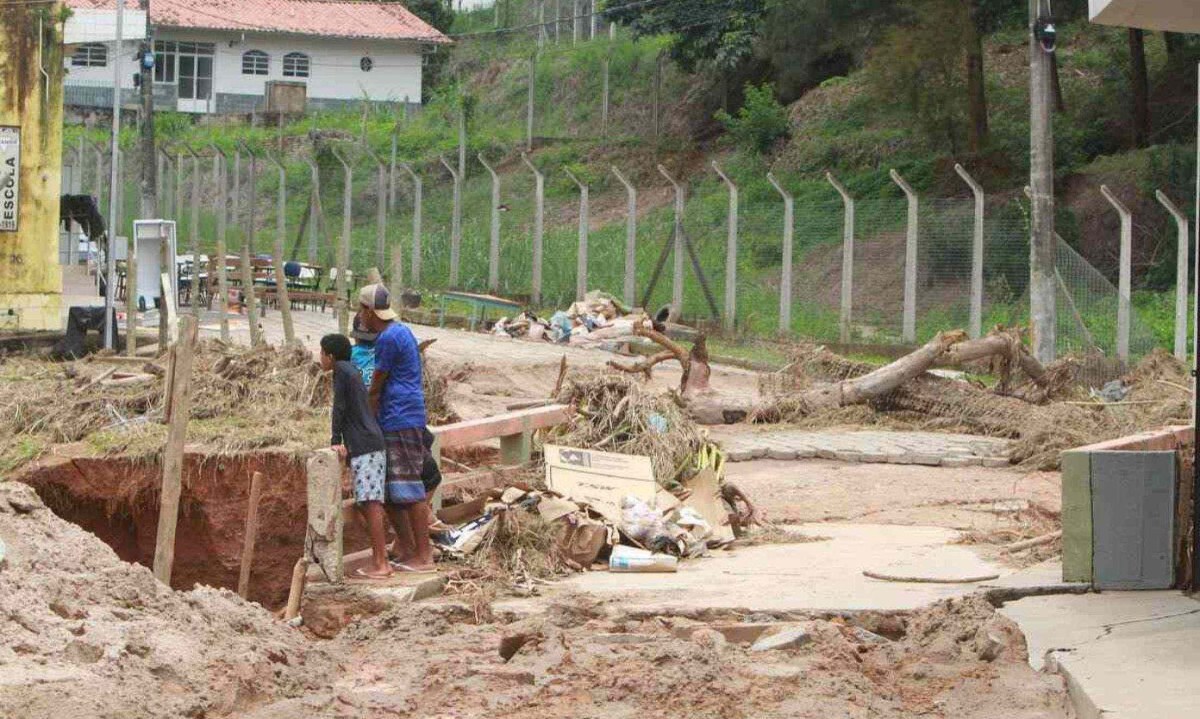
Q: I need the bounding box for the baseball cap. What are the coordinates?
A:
[358,283,397,321]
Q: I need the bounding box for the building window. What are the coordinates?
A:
[71,43,108,68]
[283,52,310,78]
[153,40,176,83]
[360,56,373,72]
[242,50,269,76]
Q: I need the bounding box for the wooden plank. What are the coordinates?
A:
[125,249,138,357]
[431,404,568,449]
[237,470,265,599]
[152,315,198,586]
[161,273,179,345]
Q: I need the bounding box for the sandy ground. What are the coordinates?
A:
[726,459,1061,529]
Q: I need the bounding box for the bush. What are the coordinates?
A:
[715,82,790,155]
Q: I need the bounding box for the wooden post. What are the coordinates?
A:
[237,470,265,599]
[330,147,353,335]
[125,247,137,357]
[153,315,198,586]
[283,557,308,621]
[267,152,295,345]
[211,147,231,342]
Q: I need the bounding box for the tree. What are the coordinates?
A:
[965,0,989,153]
[1128,28,1150,147]
[605,0,767,73]
[389,0,454,32]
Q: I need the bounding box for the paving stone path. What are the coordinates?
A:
[719,429,1011,468]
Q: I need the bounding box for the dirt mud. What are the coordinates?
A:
[0,481,1073,719]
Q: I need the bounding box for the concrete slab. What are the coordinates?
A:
[1000,591,1200,719]
[495,522,1009,616]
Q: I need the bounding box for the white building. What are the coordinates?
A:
[63,0,450,114]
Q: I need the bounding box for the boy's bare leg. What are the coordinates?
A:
[361,502,393,578]
[402,501,435,570]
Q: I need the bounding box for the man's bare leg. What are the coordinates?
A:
[401,500,435,570]
[360,502,393,578]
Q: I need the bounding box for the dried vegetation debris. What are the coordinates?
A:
[0,341,463,471]
[756,342,1192,469]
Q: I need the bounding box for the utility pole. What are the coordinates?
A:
[105,0,127,350]
[1029,0,1056,363]
[138,3,155,219]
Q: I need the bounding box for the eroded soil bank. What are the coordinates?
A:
[16,448,314,607]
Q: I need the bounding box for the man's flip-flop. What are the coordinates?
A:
[353,568,392,580]
[391,563,436,574]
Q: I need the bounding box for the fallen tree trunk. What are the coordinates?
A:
[609,326,1058,426]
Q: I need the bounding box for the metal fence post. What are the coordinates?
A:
[657,164,686,320]
[521,153,545,305]
[1101,185,1133,363]
[237,143,263,346]
[890,169,919,343]
[564,168,590,301]
[305,158,321,266]
[826,172,855,344]
[174,148,185,233]
[601,54,610,139]
[399,162,423,286]
[364,149,388,272]
[955,164,986,339]
[767,172,793,335]
[185,146,202,319]
[712,162,738,331]
[1156,190,1190,360]
[527,54,536,152]
[439,155,463,287]
[389,127,398,214]
[329,146,354,335]
[479,153,502,293]
[210,145,231,342]
[611,166,637,308]
[266,151,295,346]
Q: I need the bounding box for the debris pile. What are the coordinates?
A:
[549,375,708,489]
[0,342,329,468]
[755,342,1192,469]
[491,291,652,348]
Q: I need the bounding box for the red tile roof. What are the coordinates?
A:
[65,0,451,43]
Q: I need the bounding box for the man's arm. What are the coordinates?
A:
[368,368,388,418]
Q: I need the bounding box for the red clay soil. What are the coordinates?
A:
[15,444,495,608]
[16,448,320,608]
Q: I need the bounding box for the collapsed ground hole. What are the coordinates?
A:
[14,445,494,608]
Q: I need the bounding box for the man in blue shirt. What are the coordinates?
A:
[358,283,435,573]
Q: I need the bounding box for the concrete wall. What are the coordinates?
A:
[64,28,424,112]
[1061,426,1194,587]
[0,5,65,330]
[1090,0,1200,33]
